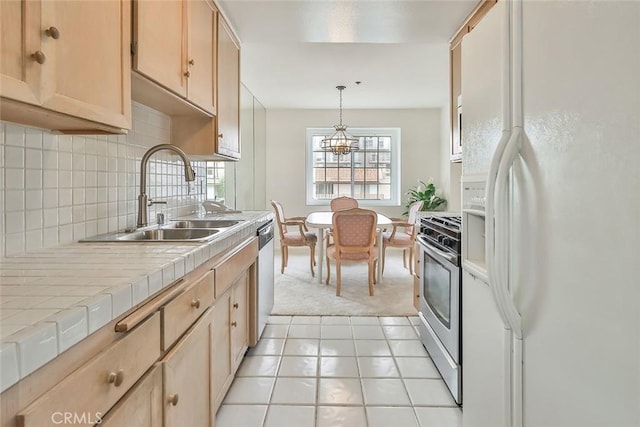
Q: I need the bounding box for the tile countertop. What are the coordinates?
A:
[0,210,274,393]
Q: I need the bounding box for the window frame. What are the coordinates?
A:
[305,127,401,207]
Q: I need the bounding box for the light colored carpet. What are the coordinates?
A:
[272,248,418,316]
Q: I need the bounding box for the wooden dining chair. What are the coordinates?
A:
[325,208,378,296]
[382,200,423,275]
[271,200,317,276]
[330,196,359,211]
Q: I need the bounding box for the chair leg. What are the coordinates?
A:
[368,261,374,296]
[325,256,331,285]
[336,261,342,296]
[281,245,287,273]
[309,243,316,277]
[402,249,407,269]
[381,245,386,275]
[373,260,377,284]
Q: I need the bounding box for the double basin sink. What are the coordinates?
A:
[81,219,243,243]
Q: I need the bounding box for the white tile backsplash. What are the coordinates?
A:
[1,102,207,256]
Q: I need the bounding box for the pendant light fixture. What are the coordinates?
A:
[321,85,359,156]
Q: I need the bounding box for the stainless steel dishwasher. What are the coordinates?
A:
[256,220,274,338]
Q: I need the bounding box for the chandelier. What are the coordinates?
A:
[321,85,359,156]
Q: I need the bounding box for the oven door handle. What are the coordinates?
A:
[419,238,458,265]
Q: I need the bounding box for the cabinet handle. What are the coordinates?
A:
[184,71,190,78]
[168,393,179,406]
[188,58,195,66]
[106,370,125,387]
[32,51,46,64]
[45,26,60,39]
[191,299,201,309]
[231,321,237,327]
[233,302,239,309]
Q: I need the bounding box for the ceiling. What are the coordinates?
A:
[217,0,478,109]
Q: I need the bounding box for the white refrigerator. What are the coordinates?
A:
[460,1,640,427]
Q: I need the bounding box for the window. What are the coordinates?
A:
[206,161,226,201]
[306,128,401,206]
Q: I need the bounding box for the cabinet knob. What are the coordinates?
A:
[168,393,179,406]
[231,321,237,327]
[45,26,60,39]
[233,302,239,309]
[107,369,125,387]
[32,51,46,64]
[191,299,201,309]
[184,71,190,78]
[218,133,223,139]
[188,58,195,66]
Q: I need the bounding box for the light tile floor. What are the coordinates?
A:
[216,315,462,427]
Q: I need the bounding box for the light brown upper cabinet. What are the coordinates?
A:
[215,15,241,159]
[0,0,131,133]
[172,10,241,160]
[132,0,215,116]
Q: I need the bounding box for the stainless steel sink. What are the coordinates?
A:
[117,228,219,241]
[79,217,243,243]
[171,219,242,229]
[80,227,219,243]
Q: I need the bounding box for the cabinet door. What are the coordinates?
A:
[134,0,186,97]
[163,309,214,427]
[100,365,162,427]
[0,0,40,105]
[39,0,131,129]
[212,290,232,411]
[187,0,214,113]
[231,272,249,370]
[216,15,240,159]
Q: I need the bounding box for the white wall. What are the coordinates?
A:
[0,103,207,256]
[265,108,443,220]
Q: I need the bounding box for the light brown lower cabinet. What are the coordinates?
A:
[212,270,249,411]
[101,309,215,427]
[99,364,163,427]
[163,308,214,427]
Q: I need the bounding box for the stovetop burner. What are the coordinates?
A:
[418,215,462,256]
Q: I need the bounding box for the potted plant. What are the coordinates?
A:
[403,179,446,215]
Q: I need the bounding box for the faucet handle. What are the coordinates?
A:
[156,213,165,225]
[148,198,168,207]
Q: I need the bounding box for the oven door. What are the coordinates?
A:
[418,237,461,363]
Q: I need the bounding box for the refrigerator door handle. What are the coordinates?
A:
[495,125,523,338]
[486,129,512,328]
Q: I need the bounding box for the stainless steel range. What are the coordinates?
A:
[416,215,462,405]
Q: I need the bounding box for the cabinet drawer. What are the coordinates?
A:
[215,238,258,298]
[162,269,215,349]
[16,313,161,427]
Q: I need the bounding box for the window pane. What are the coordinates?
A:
[325,167,338,183]
[379,137,391,150]
[313,167,325,183]
[312,136,325,150]
[338,184,351,196]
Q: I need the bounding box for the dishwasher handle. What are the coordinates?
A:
[257,220,274,249]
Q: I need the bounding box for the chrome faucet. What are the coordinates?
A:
[137,144,195,228]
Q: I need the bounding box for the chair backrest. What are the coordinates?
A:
[270,200,288,238]
[406,200,423,237]
[332,208,378,257]
[330,196,359,212]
